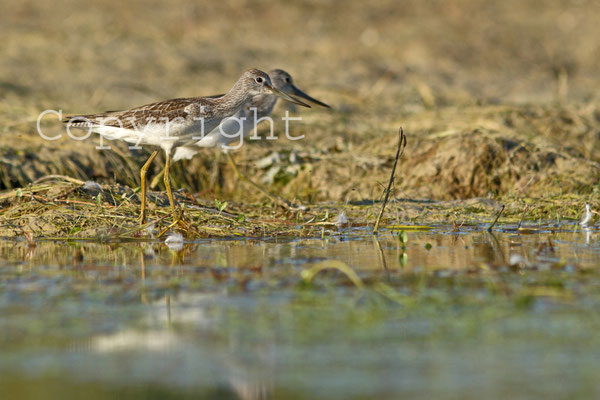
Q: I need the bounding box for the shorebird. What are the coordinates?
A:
[173,69,329,159]
[63,68,310,225]
[161,69,330,207]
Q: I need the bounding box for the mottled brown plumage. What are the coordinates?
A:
[67,97,203,131]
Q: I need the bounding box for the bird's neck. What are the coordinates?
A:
[249,93,279,116]
[218,80,253,114]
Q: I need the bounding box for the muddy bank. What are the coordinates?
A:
[0,179,316,239]
[0,175,593,239]
[2,104,599,205]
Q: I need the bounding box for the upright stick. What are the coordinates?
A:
[373,128,407,234]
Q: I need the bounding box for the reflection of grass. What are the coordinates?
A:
[0,235,598,397]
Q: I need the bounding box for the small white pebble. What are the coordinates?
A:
[165,233,184,251]
[83,181,102,191]
[255,152,281,169]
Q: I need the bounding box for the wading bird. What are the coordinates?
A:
[158,69,330,208]
[63,69,310,224]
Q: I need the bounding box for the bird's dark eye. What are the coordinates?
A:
[255,77,263,83]
[285,78,291,83]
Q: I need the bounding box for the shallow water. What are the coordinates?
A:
[1,224,599,399]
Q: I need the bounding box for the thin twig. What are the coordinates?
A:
[32,175,85,185]
[518,204,529,228]
[488,204,505,232]
[117,214,172,237]
[373,127,407,234]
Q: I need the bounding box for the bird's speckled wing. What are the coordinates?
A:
[64,97,215,129]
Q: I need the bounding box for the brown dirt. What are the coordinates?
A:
[0,178,321,238]
[2,104,599,205]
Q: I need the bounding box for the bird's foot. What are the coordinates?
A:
[156,208,198,238]
[138,212,147,226]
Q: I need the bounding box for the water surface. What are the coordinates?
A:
[1,224,599,399]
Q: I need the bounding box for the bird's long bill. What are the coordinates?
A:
[267,85,311,108]
[290,85,331,108]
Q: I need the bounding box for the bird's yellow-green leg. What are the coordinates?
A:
[156,150,194,237]
[139,149,159,225]
[163,151,177,215]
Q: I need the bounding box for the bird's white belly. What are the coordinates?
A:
[193,114,257,148]
[171,114,258,161]
[91,118,224,150]
[91,124,179,147]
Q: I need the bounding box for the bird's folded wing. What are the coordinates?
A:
[64,98,214,129]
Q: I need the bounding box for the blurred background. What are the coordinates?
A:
[1,0,599,201]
